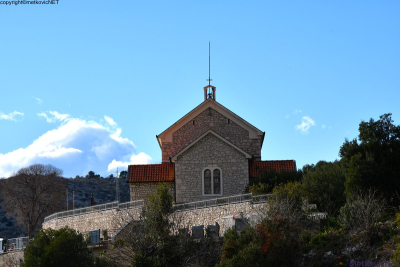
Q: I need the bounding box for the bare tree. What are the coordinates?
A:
[267,194,308,224]
[267,181,308,225]
[0,164,66,238]
[339,190,387,246]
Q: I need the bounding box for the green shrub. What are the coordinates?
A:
[218,217,301,267]
[102,229,108,241]
[246,169,303,195]
[391,210,400,260]
[267,181,308,223]
[309,232,327,246]
[22,227,114,267]
[300,229,312,244]
[302,160,346,217]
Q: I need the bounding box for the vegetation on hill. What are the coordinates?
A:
[229,113,400,266]
[340,113,400,206]
[66,171,130,209]
[302,160,346,217]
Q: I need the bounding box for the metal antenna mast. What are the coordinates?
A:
[209,41,211,87]
[207,41,213,98]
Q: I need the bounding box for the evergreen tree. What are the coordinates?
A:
[339,113,400,206]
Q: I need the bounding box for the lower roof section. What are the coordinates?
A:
[129,160,296,183]
[249,160,297,177]
[128,163,174,183]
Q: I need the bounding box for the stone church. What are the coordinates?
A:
[128,84,296,204]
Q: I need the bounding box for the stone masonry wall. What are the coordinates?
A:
[0,251,24,267]
[42,201,268,238]
[130,182,175,202]
[174,133,249,203]
[42,207,143,238]
[173,201,267,236]
[162,107,262,162]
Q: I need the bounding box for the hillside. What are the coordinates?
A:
[66,175,130,208]
[0,175,131,239]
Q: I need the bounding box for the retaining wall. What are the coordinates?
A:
[0,251,24,267]
[42,207,143,238]
[42,201,268,238]
[172,201,267,235]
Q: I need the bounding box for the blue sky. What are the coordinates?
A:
[0,1,399,178]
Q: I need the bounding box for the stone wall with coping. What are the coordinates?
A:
[162,107,262,162]
[1,201,268,266]
[42,201,268,238]
[130,182,175,202]
[172,201,267,236]
[0,251,24,267]
[175,133,249,203]
[42,207,143,238]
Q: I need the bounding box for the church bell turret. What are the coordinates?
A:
[204,85,216,101]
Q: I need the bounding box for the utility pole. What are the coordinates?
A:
[116,167,119,203]
[66,188,68,211]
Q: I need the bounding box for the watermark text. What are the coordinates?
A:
[350,260,400,267]
[0,0,58,5]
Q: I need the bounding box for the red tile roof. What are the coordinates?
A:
[249,160,296,177]
[128,160,296,183]
[128,163,174,183]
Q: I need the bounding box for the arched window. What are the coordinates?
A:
[202,167,222,196]
[204,169,211,194]
[213,169,220,194]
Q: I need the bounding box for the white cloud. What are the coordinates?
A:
[107,152,153,172]
[322,124,326,129]
[38,147,82,158]
[0,111,24,121]
[0,114,152,178]
[38,111,69,123]
[294,109,303,114]
[295,116,316,133]
[285,115,290,119]
[33,97,43,104]
[104,116,117,126]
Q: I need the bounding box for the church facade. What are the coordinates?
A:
[128,85,296,203]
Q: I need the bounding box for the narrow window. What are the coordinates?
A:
[227,119,230,124]
[213,169,221,194]
[193,120,195,125]
[203,167,222,196]
[204,169,211,194]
